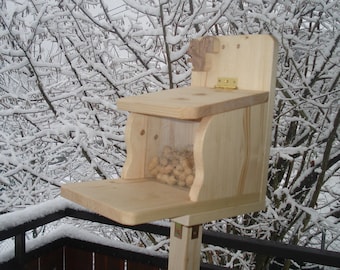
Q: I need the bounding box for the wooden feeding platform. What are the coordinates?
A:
[62,34,278,269]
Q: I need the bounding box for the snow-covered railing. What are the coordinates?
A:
[0,198,339,269]
[0,198,171,270]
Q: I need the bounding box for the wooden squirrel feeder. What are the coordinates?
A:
[61,34,278,269]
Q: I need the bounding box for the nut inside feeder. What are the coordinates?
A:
[148,145,195,188]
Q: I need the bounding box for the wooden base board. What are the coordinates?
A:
[61,178,263,226]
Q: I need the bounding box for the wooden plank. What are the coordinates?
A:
[117,87,268,120]
[24,258,38,270]
[64,246,92,270]
[127,261,160,270]
[61,179,259,226]
[95,253,125,270]
[191,35,277,91]
[39,247,63,270]
[61,179,192,225]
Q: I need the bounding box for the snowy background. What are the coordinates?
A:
[0,0,339,269]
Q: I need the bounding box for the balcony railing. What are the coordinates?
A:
[0,198,339,270]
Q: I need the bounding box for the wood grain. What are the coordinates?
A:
[191,34,277,91]
[168,223,202,270]
[61,179,260,225]
[117,87,268,120]
[190,103,268,202]
[188,36,220,71]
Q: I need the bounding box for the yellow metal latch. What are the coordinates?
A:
[215,77,238,90]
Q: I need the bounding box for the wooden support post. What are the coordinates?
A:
[168,221,202,270]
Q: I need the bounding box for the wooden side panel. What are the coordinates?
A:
[122,113,148,179]
[260,39,279,201]
[243,103,268,196]
[190,103,268,202]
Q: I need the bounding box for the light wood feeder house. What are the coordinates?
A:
[62,34,278,269]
